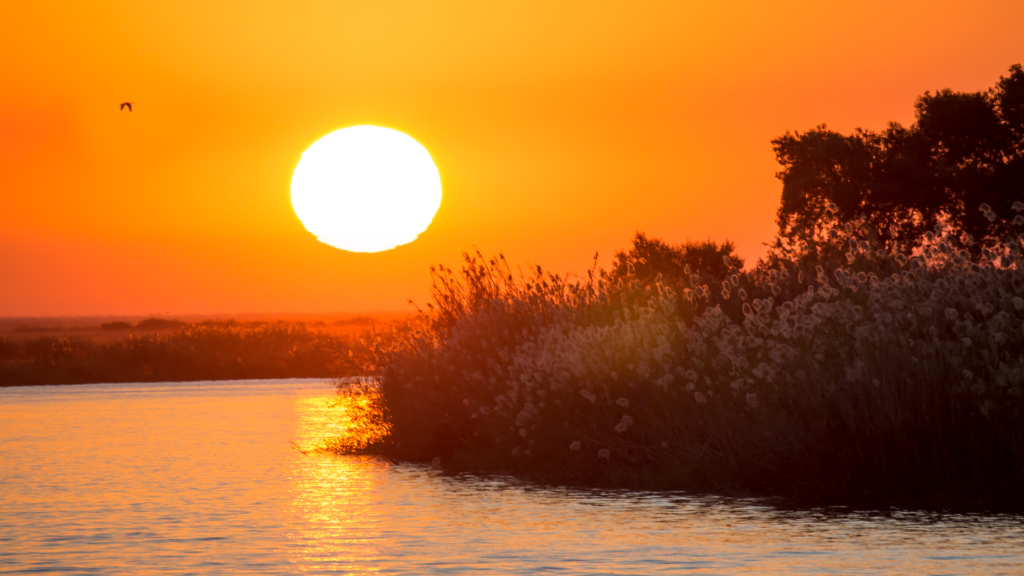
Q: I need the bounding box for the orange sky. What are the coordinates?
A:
[2,1,1022,316]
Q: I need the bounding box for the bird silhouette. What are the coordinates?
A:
[120,102,133,112]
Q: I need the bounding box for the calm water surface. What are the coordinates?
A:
[1,379,1022,575]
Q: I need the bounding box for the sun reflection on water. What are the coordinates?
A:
[288,393,391,572]
[292,389,388,454]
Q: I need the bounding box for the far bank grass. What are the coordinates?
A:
[340,215,1024,509]
[0,320,373,386]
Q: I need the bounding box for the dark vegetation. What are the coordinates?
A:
[338,65,1024,508]
[102,318,185,331]
[0,319,373,386]
[774,64,1024,251]
[610,233,744,283]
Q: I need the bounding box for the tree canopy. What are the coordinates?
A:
[609,232,744,284]
[773,64,1024,249]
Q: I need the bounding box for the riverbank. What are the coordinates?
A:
[351,219,1024,510]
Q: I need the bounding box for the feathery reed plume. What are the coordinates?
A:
[358,209,1024,506]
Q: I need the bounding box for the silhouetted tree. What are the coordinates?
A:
[773,64,1024,249]
[134,318,185,331]
[609,232,744,283]
[100,322,132,331]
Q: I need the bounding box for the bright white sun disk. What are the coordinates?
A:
[290,126,441,253]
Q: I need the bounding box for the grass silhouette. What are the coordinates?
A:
[0,320,371,386]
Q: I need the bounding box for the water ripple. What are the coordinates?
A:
[1,380,1022,575]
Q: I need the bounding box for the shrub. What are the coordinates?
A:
[608,233,743,284]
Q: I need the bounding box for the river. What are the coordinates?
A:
[1,379,1022,574]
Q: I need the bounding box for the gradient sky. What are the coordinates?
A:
[2,1,1022,316]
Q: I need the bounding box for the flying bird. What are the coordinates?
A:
[120,102,133,112]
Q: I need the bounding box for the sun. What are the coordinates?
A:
[290,126,442,253]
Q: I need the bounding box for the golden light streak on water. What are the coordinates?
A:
[291,389,388,454]
[289,392,390,572]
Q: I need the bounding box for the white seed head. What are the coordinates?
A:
[746,393,759,409]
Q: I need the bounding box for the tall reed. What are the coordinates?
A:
[365,206,1024,506]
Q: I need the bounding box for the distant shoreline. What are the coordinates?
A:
[0,318,376,388]
[0,375,340,388]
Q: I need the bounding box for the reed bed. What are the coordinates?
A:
[361,206,1024,506]
[0,321,370,386]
